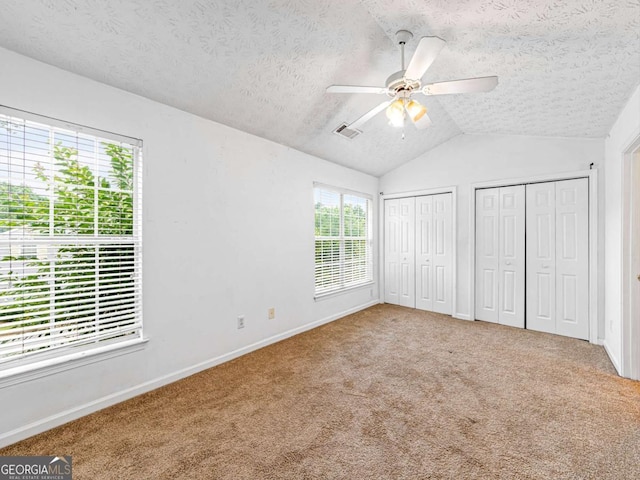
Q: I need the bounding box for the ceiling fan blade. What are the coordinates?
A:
[422,76,498,95]
[404,36,446,81]
[327,85,388,94]
[349,99,394,129]
[411,111,433,130]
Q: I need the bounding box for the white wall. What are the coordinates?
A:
[0,47,379,446]
[603,85,640,374]
[380,133,604,325]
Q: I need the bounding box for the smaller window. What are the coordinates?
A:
[314,185,372,297]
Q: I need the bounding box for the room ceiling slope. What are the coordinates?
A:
[0,1,638,177]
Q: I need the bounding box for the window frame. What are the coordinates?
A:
[0,105,145,380]
[314,183,373,299]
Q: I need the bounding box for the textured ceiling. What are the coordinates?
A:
[0,1,638,176]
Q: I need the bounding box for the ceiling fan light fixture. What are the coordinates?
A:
[388,117,405,128]
[386,99,405,127]
[405,99,427,122]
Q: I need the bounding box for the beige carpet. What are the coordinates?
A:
[2,304,639,479]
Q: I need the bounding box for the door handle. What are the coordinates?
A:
[637,274,640,281]
[505,261,512,265]
[542,265,550,269]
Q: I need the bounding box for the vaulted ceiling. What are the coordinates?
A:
[0,1,638,176]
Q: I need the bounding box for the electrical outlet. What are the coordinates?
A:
[268,307,275,320]
[237,315,245,329]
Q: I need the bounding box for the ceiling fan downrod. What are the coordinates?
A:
[396,30,413,71]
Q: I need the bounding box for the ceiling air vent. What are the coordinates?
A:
[333,122,361,140]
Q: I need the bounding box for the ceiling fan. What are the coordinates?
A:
[327,30,498,133]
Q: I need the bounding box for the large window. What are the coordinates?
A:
[314,185,372,296]
[0,107,142,368]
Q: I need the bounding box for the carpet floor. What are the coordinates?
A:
[2,304,639,479]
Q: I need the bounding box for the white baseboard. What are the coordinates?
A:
[0,300,379,449]
[453,313,471,321]
[602,340,622,376]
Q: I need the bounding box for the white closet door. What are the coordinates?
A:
[415,193,453,314]
[498,186,525,328]
[384,199,401,305]
[526,182,556,334]
[475,188,500,323]
[555,178,589,340]
[384,198,415,307]
[432,193,453,314]
[415,195,434,311]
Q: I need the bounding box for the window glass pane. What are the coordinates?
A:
[0,184,50,234]
[53,184,95,235]
[315,239,341,291]
[344,194,367,238]
[100,143,134,192]
[315,189,340,237]
[98,191,134,236]
[344,239,370,285]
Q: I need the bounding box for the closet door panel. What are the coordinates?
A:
[385,198,416,307]
[526,182,556,334]
[398,198,416,308]
[384,199,401,305]
[415,196,433,311]
[555,178,589,339]
[475,188,500,323]
[498,186,525,328]
[432,193,453,314]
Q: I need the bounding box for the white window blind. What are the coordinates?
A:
[0,107,142,367]
[314,185,372,296]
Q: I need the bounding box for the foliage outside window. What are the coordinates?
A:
[314,185,372,296]
[0,109,142,367]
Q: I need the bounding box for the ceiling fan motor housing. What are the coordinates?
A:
[385,70,421,96]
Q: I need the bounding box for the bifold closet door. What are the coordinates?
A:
[526,178,589,339]
[526,182,555,333]
[475,186,525,327]
[384,198,415,307]
[416,194,453,314]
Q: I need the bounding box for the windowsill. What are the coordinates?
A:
[314,281,375,301]
[0,337,149,389]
